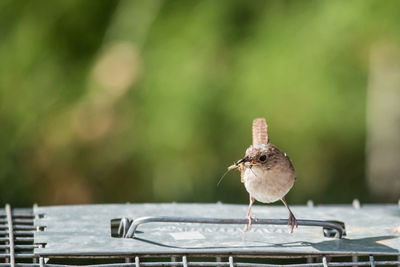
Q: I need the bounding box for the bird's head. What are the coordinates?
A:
[228,144,271,171]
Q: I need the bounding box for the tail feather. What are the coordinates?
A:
[252,118,269,146]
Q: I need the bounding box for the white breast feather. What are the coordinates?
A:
[243,166,294,203]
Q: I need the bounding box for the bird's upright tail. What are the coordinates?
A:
[252,118,269,146]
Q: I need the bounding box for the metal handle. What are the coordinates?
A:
[121,216,345,239]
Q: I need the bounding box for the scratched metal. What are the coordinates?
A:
[33,204,400,257]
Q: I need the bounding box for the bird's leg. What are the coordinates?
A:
[281,197,298,233]
[243,196,256,232]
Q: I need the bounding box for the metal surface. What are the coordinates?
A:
[34,203,400,257]
[1,203,400,266]
[123,216,345,238]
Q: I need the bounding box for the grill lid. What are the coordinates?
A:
[33,203,400,257]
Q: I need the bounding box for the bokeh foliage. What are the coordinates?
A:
[1,0,399,206]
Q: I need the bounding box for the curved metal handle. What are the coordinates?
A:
[122,216,345,239]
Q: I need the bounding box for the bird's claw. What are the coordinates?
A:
[288,212,298,233]
[243,215,257,232]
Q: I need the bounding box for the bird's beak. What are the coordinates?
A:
[236,156,249,165]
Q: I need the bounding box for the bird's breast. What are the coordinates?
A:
[243,165,295,203]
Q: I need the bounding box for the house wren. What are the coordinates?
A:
[229,118,298,233]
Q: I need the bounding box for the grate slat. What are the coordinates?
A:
[369,256,375,267]
[228,256,234,267]
[135,256,140,267]
[5,205,15,267]
[182,256,188,267]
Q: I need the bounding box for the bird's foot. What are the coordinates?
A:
[243,215,257,232]
[287,212,298,234]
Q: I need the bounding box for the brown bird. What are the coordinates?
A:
[229,118,298,233]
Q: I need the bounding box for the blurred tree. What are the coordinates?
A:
[0,0,399,206]
[366,42,400,202]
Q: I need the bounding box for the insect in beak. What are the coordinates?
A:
[219,156,250,186]
[227,156,249,171]
[236,156,249,165]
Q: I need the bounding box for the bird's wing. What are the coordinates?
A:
[240,164,246,183]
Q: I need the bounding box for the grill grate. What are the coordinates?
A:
[1,203,400,267]
[0,204,36,267]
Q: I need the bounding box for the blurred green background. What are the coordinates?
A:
[1,0,399,207]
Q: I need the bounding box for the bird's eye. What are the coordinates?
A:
[259,155,267,161]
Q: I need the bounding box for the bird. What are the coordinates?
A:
[228,118,298,233]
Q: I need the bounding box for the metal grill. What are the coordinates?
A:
[1,202,399,267]
[0,204,36,267]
